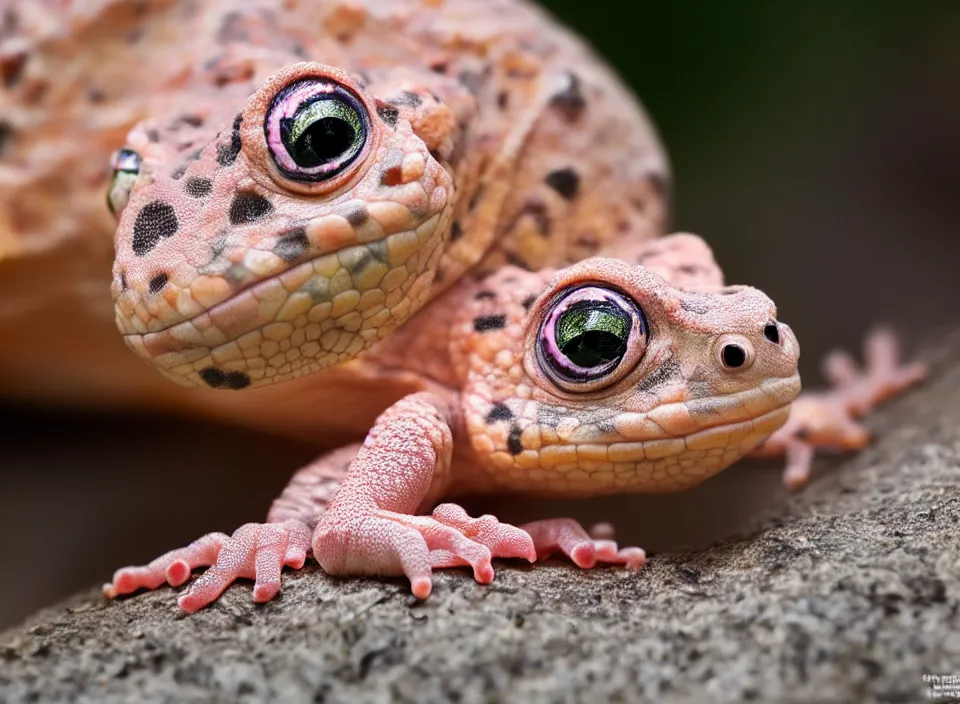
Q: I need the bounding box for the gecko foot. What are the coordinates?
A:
[312,503,537,600]
[757,326,927,489]
[520,519,646,570]
[103,519,312,613]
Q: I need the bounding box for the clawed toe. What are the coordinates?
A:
[521,518,646,571]
[313,504,537,600]
[104,520,311,612]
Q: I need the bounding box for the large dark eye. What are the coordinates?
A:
[537,285,647,390]
[265,78,368,182]
[106,148,141,218]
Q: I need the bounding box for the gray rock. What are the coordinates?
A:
[2,338,959,704]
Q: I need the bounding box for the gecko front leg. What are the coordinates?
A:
[101,446,365,612]
[311,392,537,598]
[755,327,927,488]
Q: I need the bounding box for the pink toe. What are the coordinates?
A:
[474,562,495,585]
[165,560,192,586]
[410,576,433,600]
[570,542,598,569]
[177,593,207,614]
[620,548,646,570]
[253,583,280,603]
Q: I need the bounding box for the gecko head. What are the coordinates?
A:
[465,253,801,495]
[108,62,457,389]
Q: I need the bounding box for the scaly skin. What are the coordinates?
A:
[105,0,667,388]
[105,234,926,610]
[0,0,664,417]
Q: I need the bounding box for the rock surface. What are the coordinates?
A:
[2,337,959,704]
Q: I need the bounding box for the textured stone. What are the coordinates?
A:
[1,339,959,704]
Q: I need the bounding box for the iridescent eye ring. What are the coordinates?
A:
[537,285,647,391]
[264,78,369,183]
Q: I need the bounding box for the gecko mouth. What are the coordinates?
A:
[115,215,446,385]
[536,374,801,462]
[523,375,800,495]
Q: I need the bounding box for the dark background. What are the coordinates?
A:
[3,1,959,629]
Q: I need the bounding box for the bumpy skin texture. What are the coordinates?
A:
[105,235,926,610]
[104,0,668,389]
[0,0,664,417]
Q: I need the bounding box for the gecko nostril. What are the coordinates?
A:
[763,321,781,344]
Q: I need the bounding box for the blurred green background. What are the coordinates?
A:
[3,1,959,629]
[543,0,960,363]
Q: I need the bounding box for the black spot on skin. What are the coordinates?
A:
[677,265,702,275]
[505,253,531,271]
[229,192,273,225]
[146,129,161,143]
[475,291,496,300]
[521,294,537,310]
[636,356,682,393]
[132,201,179,256]
[507,425,523,455]
[576,234,599,250]
[2,51,27,87]
[497,91,509,110]
[148,273,168,293]
[216,113,243,166]
[550,72,587,121]
[0,121,12,158]
[473,315,507,332]
[274,228,309,261]
[388,91,423,108]
[342,204,368,226]
[516,200,550,237]
[126,28,144,44]
[450,220,463,241]
[174,114,204,129]
[171,165,188,180]
[87,87,107,103]
[184,177,213,198]
[376,105,399,128]
[648,172,668,197]
[199,366,251,390]
[545,168,580,200]
[485,402,514,423]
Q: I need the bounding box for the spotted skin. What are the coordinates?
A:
[103,0,668,390]
[105,234,926,609]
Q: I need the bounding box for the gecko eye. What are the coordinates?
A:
[106,148,142,219]
[537,285,647,392]
[265,78,368,182]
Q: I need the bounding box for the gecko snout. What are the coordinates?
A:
[713,317,799,378]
